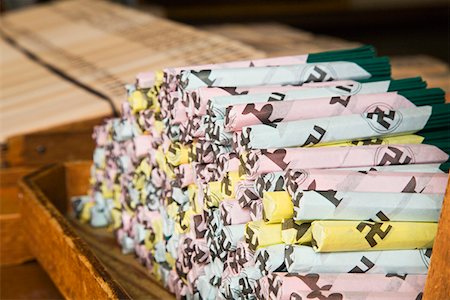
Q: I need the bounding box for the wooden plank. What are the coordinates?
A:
[19,162,175,299]
[0,167,35,266]
[3,117,103,167]
[1,261,63,299]
[19,164,131,299]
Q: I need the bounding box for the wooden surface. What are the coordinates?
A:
[19,162,174,300]
[0,167,34,266]
[0,0,262,142]
[424,176,450,299]
[19,163,131,300]
[1,261,63,299]
[2,117,103,168]
[68,219,175,300]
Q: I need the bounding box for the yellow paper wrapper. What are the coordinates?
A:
[110,208,122,230]
[175,208,195,234]
[312,220,437,252]
[146,70,164,113]
[166,142,193,167]
[220,171,242,199]
[188,184,201,214]
[204,181,223,208]
[263,191,294,223]
[155,146,175,180]
[281,219,312,245]
[128,89,148,113]
[100,183,113,199]
[245,220,283,251]
[80,201,95,223]
[317,134,424,148]
[112,184,122,209]
[145,217,163,250]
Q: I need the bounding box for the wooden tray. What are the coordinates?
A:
[18,161,449,299]
[19,161,174,300]
[0,167,35,266]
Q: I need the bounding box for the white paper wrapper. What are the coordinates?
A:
[285,245,431,274]
[197,275,218,300]
[254,244,287,275]
[293,190,444,222]
[240,106,432,149]
[179,62,372,92]
[218,224,246,252]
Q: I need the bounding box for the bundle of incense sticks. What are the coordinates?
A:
[74,45,449,299]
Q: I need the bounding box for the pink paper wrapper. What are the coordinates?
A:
[220,199,252,225]
[286,168,449,195]
[255,272,425,300]
[224,91,414,132]
[242,144,448,179]
[187,80,356,117]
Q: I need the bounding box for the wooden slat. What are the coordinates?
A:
[19,162,175,299]
[0,167,35,266]
[19,164,131,299]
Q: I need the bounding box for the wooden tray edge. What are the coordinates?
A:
[19,163,131,300]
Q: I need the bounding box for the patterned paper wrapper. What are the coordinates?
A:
[179,61,374,92]
[185,83,347,118]
[254,244,287,276]
[227,241,255,275]
[293,190,444,222]
[224,91,414,132]
[255,172,286,198]
[195,139,232,164]
[238,106,432,150]
[219,266,262,299]
[286,169,449,195]
[242,144,449,179]
[255,272,426,300]
[217,223,246,252]
[311,220,437,252]
[220,199,252,225]
[208,79,395,120]
[235,180,261,208]
[205,118,234,145]
[285,245,431,274]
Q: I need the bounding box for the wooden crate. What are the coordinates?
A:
[18,161,450,299]
[19,161,174,299]
[0,167,35,266]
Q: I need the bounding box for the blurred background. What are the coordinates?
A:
[2,0,449,62]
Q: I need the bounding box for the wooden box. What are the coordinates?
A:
[19,161,174,300]
[18,161,449,299]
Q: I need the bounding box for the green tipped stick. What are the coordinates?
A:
[307,45,376,62]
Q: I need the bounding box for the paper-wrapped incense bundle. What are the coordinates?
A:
[293,190,444,222]
[224,89,444,132]
[311,220,437,252]
[255,272,426,300]
[285,245,430,274]
[242,144,448,179]
[237,104,449,150]
[285,169,449,195]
